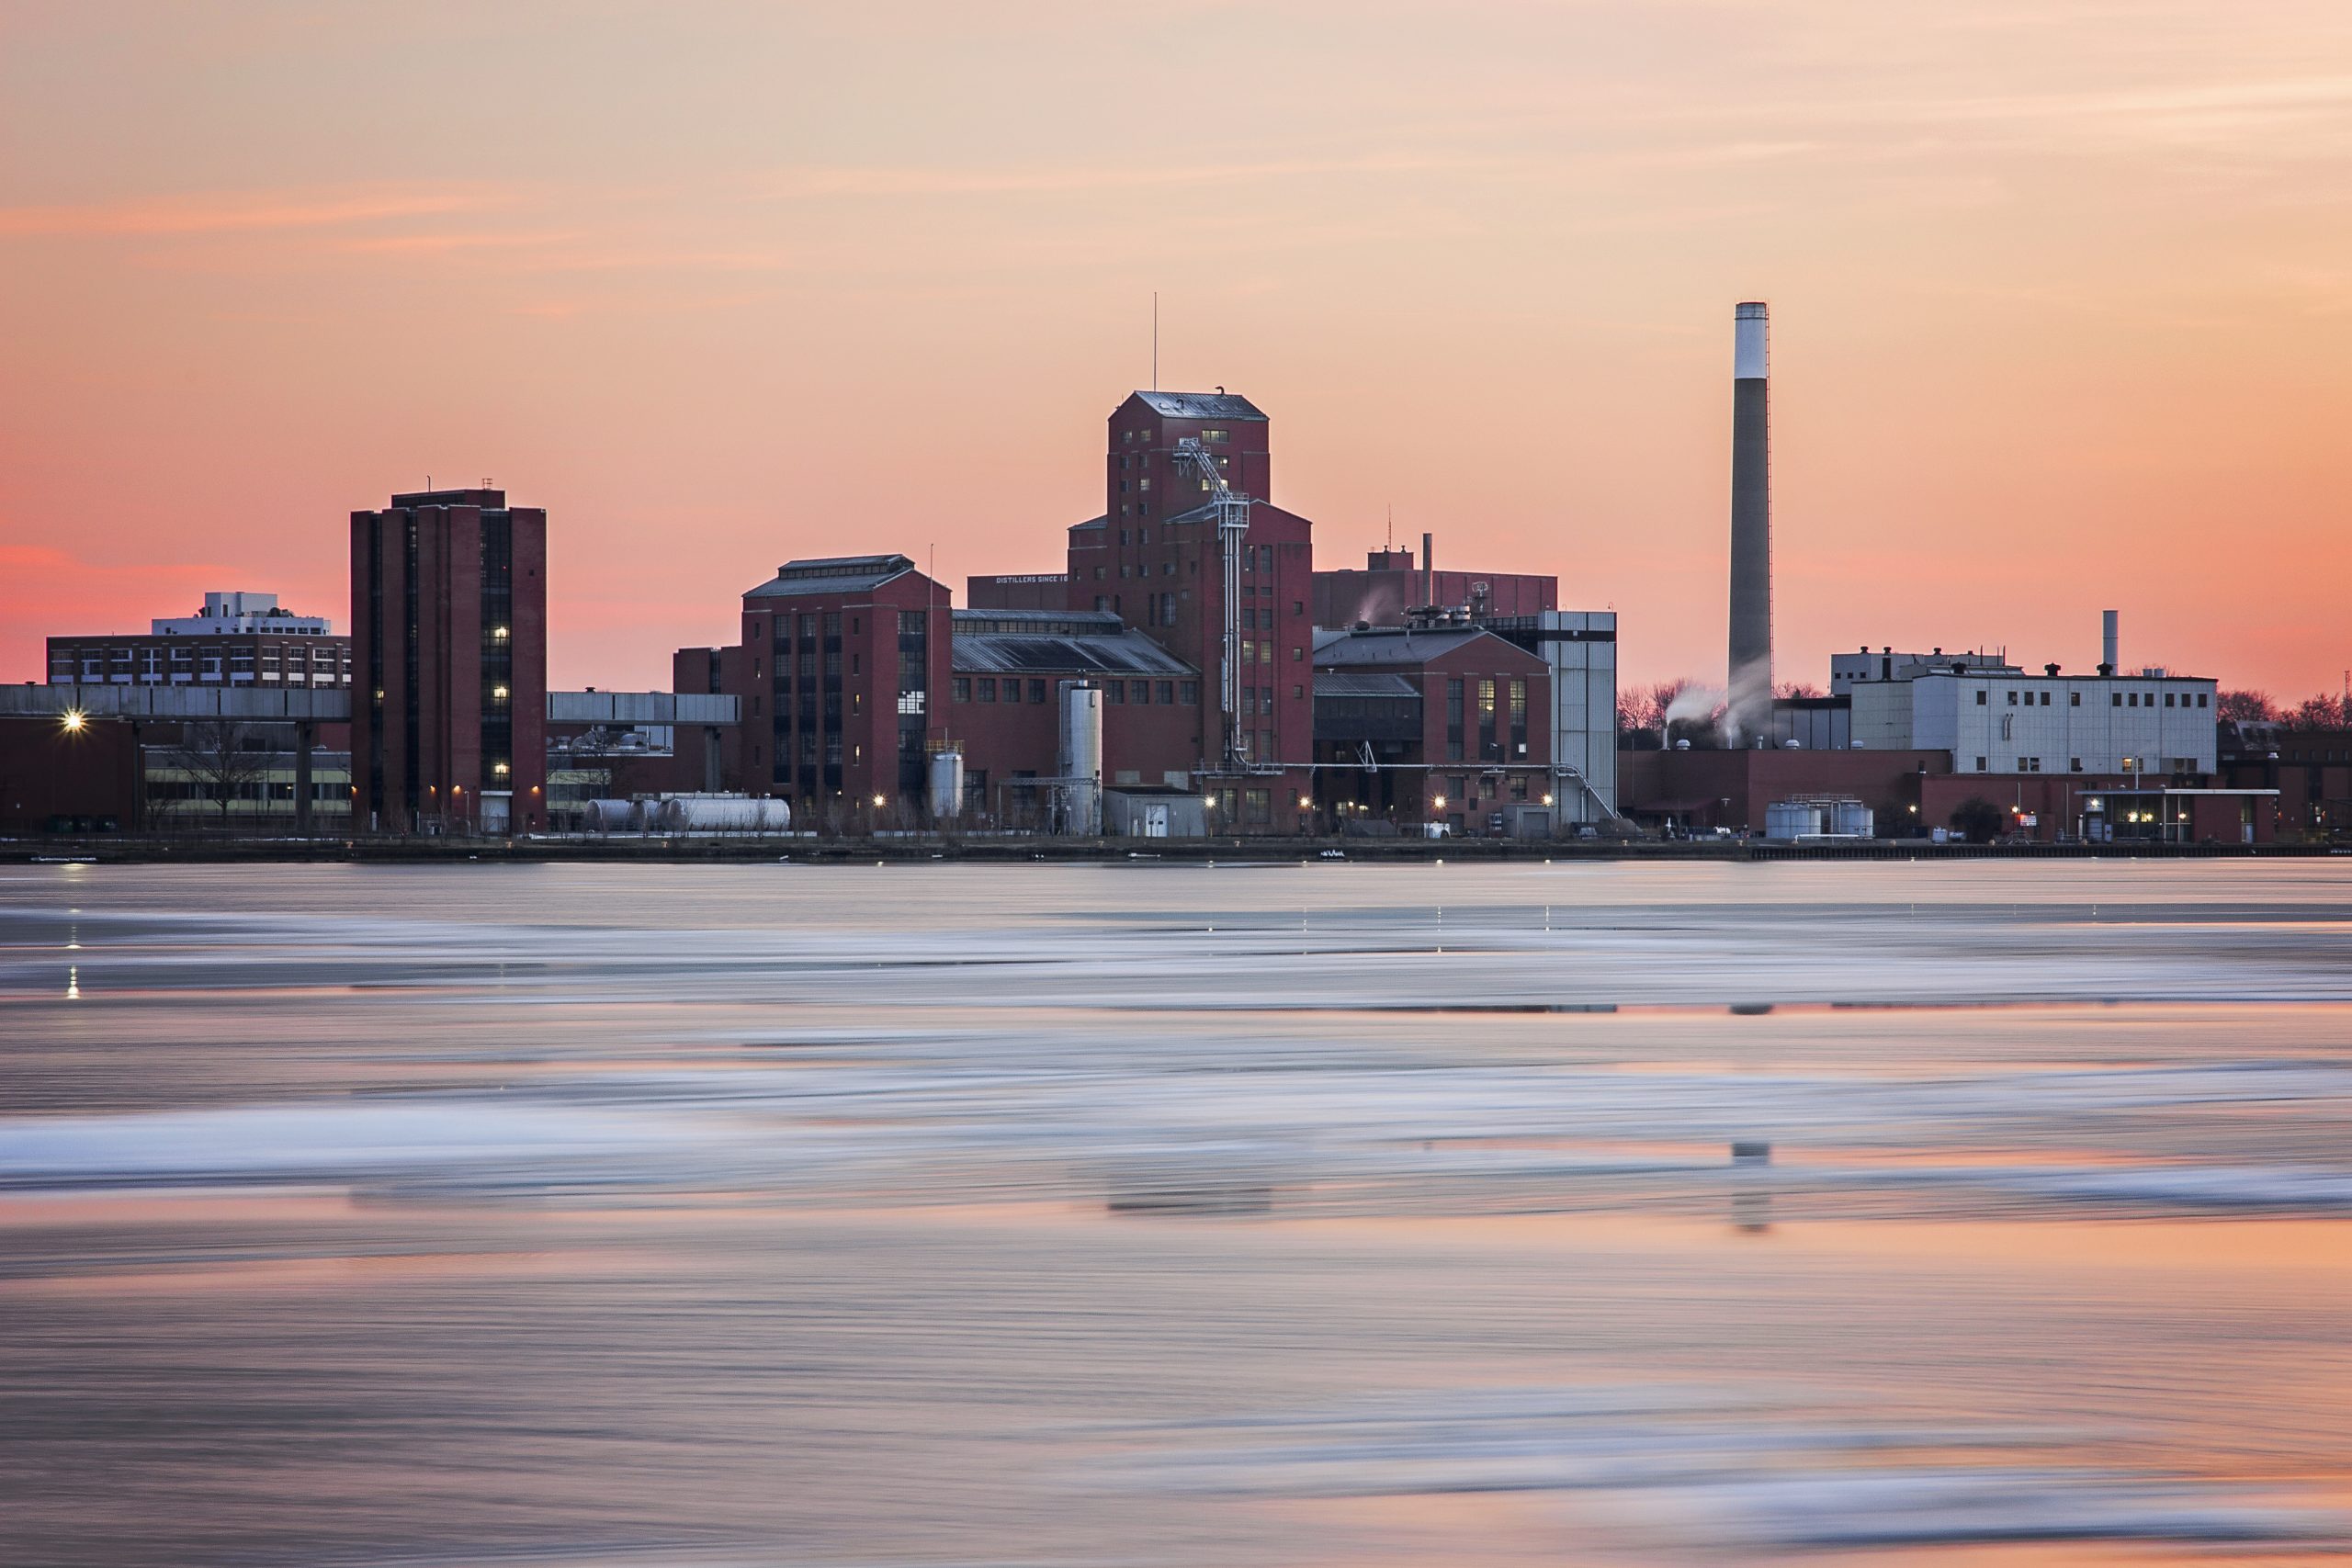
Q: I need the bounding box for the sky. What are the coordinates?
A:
[3,1,2349,702]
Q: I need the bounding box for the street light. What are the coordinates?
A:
[60,709,85,734]
[1432,794,1447,809]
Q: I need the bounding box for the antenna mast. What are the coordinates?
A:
[1151,292,1159,391]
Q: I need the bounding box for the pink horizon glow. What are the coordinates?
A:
[4,4,2349,703]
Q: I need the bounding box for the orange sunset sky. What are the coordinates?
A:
[3,2,2347,701]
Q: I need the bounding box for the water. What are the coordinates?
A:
[3,859,2350,1565]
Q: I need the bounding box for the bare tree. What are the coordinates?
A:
[1773,680,1824,699]
[166,720,274,829]
[2283,694,2348,730]
[2218,690,2278,724]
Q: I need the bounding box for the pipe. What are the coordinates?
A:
[1421,531,1434,611]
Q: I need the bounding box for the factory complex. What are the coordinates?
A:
[4,308,2332,847]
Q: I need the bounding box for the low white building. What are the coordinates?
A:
[153,592,332,637]
[1850,660,2217,777]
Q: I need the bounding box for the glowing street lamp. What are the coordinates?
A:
[60,709,86,734]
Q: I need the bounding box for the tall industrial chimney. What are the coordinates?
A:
[1728,302,1772,740]
[1421,531,1434,611]
[2100,609,2119,676]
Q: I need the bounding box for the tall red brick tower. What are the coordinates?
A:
[350,489,548,835]
[1069,391,1314,798]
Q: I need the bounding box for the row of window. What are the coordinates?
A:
[1119,426,1230,445]
[1970,755,2195,773]
[1974,688,2211,710]
[949,676,1204,706]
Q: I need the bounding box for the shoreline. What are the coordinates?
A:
[4,836,2340,866]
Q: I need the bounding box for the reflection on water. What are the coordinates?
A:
[3,860,2351,1565]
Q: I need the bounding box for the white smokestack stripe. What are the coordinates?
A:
[1734,300,1769,380]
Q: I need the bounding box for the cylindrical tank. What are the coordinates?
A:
[1058,682,1102,835]
[651,795,793,832]
[1764,802,1821,840]
[927,748,965,824]
[1830,799,1874,837]
[582,799,638,832]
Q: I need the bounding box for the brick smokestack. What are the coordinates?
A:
[1728,301,1772,740]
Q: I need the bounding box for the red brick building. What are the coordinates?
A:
[1046,390,1317,823]
[1311,546,1557,629]
[946,608,1201,825]
[2221,723,2351,841]
[1617,748,1953,835]
[350,489,548,835]
[738,554,952,826]
[1311,625,1552,833]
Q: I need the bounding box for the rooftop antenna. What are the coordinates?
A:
[1386,503,1394,550]
[1151,291,1159,391]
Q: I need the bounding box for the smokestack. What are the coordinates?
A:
[2101,609,2118,676]
[1728,302,1772,739]
[1421,531,1434,611]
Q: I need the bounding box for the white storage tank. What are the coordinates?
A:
[1058,682,1102,835]
[582,799,639,832]
[1829,799,1874,837]
[651,795,793,832]
[927,748,965,825]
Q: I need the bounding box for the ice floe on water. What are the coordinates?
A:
[1114,1386,2352,1551]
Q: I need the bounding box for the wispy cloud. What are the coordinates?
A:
[0,185,514,238]
[755,152,1510,199]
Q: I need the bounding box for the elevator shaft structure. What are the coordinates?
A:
[1173,435,1255,769]
[1728,301,1773,742]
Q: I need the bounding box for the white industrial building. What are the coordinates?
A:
[1842,613,2219,778]
[1849,662,2216,775]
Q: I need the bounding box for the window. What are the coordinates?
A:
[2041,692,2051,705]
[1106,681,1125,703]
[1133,681,1151,705]
[1976,690,1987,706]
[1001,681,1020,704]
[2071,758,2083,772]
[1180,682,1199,705]
[1975,757,1988,771]
[2112,693,2122,706]
[1029,680,1046,704]
[1159,681,1175,704]
[1292,646,1303,662]
[2197,693,2209,708]
[1446,678,1465,761]
[1139,478,1151,491]
[2071,692,2081,706]
[978,678,996,702]
[1292,683,1303,700]
[2164,693,2175,707]
[2007,691,2018,705]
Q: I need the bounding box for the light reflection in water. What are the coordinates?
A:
[1,859,2350,1566]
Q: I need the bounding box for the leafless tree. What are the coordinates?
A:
[2218,690,2278,724]
[2283,694,2348,730]
[166,720,274,829]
